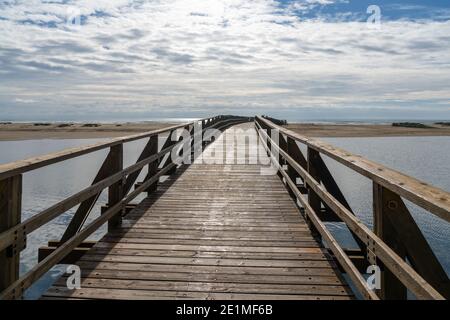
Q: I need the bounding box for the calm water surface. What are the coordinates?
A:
[0,136,448,298]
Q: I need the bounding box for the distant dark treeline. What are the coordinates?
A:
[82,123,101,127]
[392,122,432,129]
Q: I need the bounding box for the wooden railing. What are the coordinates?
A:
[0,115,252,299]
[255,116,449,300]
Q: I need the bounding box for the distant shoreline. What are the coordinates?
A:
[1,121,450,141]
[286,122,450,138]
[0,122,175,141]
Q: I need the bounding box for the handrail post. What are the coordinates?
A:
[373,182,407,299]
[278,131,287,179]
[306,147,322,239]
[161,130,177,175]
[0,174,22,292]
[146,135,158,195]
[107,144,123,232]
[286,137,302,197]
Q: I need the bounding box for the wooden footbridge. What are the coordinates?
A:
[0,115,449,300]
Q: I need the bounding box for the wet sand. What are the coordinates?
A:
[1,122,450,140]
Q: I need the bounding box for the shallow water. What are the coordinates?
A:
[0,136,448,298]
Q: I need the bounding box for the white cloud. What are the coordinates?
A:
[0,0,449,120]
[14,98,36,104]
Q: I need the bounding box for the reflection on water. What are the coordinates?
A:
[0,136,448,298]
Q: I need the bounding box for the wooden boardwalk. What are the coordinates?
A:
[42,123,353,300]
[2,115,447,300]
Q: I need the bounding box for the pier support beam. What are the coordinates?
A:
[107,144,123,232]
[0,174,22,292]
[307,147,322,239]
[286,137,307,196]
[146,135,158,195]
[373,182,407,300]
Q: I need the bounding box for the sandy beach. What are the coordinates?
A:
[0,122,175,141]
[286,123,450,137]
[1,121,450,141]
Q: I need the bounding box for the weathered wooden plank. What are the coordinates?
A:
[105,228,313,237]
[43,286,352,300]
[74,261,335,275]
[91,241,325,254]
[106,231,315,242]
[51,278,352,296]
[77,255,337,268]
[79,247,330,261]
[101,237,319,248]
[67,268,342,285]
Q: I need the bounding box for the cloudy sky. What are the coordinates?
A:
[0,0,449,121]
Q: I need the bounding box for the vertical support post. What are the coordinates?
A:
[0,174,22,292]
[146,135,158,194]
[202,119,210,151]
[165,130,177,175]
[286,137,299,198]
[278,132,287,179]
[307,147,322,239]
[373,182,407,300]
[107,144,123,232]
[192,121,202,163]
[188,124,196,163]
[265,124,272,157]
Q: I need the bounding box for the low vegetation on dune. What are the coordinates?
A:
[392,122,433,129]
[81,123,101,128]
[56,123,73,128]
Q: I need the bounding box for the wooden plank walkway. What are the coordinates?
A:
[42,123,353,300]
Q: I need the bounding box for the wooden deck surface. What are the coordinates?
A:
[42,123,353,300]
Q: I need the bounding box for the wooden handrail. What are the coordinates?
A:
[256,116,450,223]
[254,117,449,300]
[255,121,442,299]
[0,116,231,181]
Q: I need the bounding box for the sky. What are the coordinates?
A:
[0,0,449,121]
